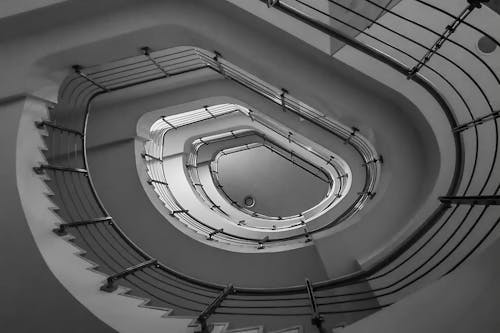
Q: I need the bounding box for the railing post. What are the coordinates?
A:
[303,227,312,243]
[35,121,83,137]
[33,164,88,175]
[248,109,255,122]
[306,278,325,333]
[280,88,289,113]
[147,178,168,186]
[362,156,383,166]
[141,152,163,162]
[100,259,158,292]
[257,236,270,249]
[204,105,216,119]
[344,127,359,144]
[206,228,224,240]
[453,110,500,132]
[72,65,109,92]
[407,0,488,79]
[213,51,227,77]
[191,284,235,333]
[170,209,189,216]
[140,46,170,78]
[161,116,177,129]
[53,217,113,236]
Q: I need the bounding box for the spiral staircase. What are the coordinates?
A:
[1,0,500,332]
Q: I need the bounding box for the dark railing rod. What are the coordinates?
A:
[407,0,487,78]
[439,195,500,205]
[141,152,162,162]
[147,179,168,186]
[453,110,500,132]
[161,116,177,129]
[72,65,109,92]
[100,259,158,292]
[306,278,325,332]
[206,228,224,240]
[33,164,88,175]
[192,284,234,333]
[53,217,113,236]
[35,121,83,136]
[140,47,170,78]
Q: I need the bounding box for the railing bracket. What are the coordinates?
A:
[206,228,224,240]
[100,259,158,292]
[33,164,88,175]
[306,278,324,331]
[191,284,235,333]
[53,217,113,236]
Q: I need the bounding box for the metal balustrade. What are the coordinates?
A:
[144,94,374,244]
[144,105,365,243]
[187,126,343,226]
[34,0,500,330]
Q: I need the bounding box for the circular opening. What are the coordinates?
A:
[477,35,497,54]
[243,195,256,208]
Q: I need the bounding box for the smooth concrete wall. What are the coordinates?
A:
[0,96,115,333]
[0,0,67,19]
[341,236,500,333]
[217,146,329,217]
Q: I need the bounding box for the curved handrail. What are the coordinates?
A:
[139,59,378,246]
[190,129,337,221]
[37,0,500,326]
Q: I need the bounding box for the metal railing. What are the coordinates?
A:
[173,108,347,227]
[140,61,377,246]
[36,0,500,330]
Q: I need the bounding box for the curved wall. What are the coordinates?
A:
[87,65,439,285]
